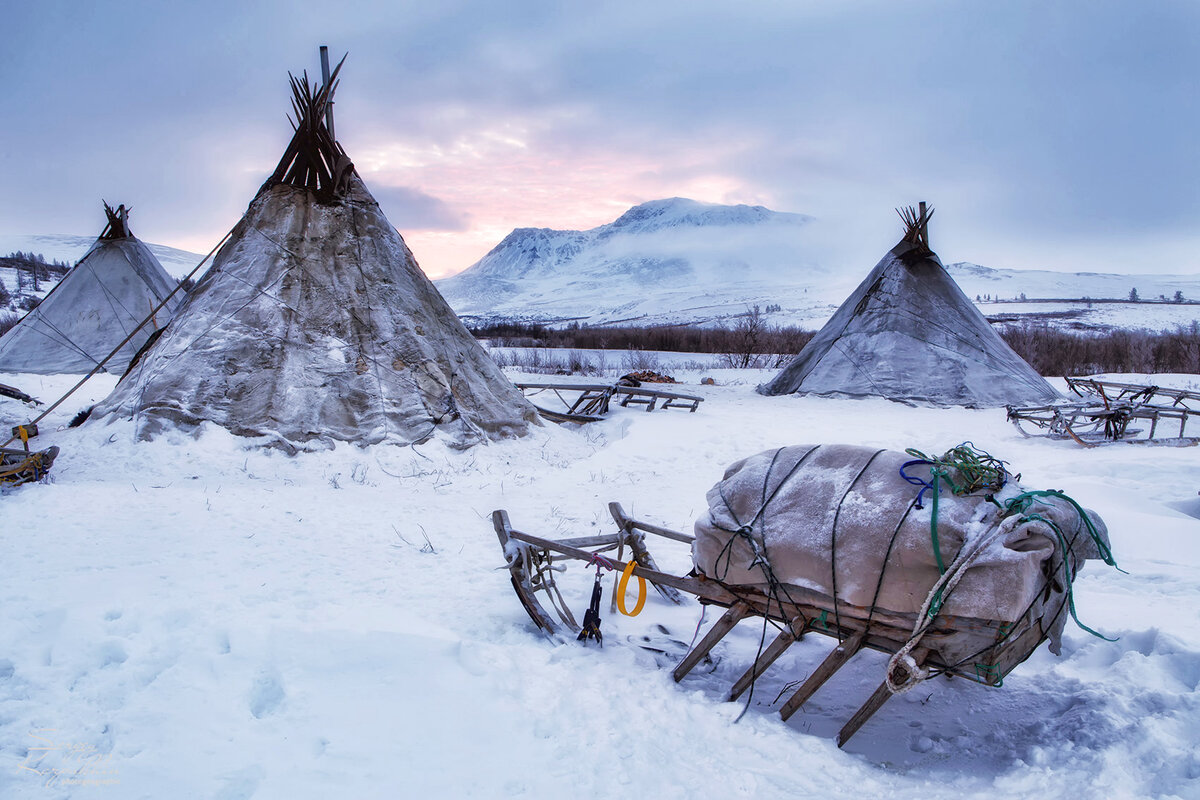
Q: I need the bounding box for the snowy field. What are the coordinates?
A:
[1,366,1198,799]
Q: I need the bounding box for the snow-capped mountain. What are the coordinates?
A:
[437,198,1200,331]
[436,198,842,328]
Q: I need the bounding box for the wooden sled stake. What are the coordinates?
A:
[727,617,806,702]
[779,631,865,722]
[674,601,752,682]
[836,647,930,747]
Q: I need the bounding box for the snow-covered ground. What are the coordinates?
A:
[1,366,1198,798]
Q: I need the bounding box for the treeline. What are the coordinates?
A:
[1001,323,1200,376]
[1,251,71,306]
[469,318,814,359]
[472,318,1200,377]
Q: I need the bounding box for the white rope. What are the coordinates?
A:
[885,521,1011,693]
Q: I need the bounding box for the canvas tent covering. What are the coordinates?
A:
[0,204,180,375]
[95,56,538,450]
[758,206,1060,407]
[692,444,1112,665]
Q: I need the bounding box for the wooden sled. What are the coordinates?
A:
[1,445,59,486]
[494,503,1063,747]
[0,382,40,405]
[1065,377,1200,411]
[515,381,703,423]
[1007,399,1198,446]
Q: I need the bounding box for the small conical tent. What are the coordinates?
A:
[95,55,538,449]
[759,205,1061,407]
[0,203,180,375]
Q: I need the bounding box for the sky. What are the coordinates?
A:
[3,1,1198,279]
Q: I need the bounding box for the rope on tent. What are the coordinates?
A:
[0,228,234,449]
[142,220,481,444]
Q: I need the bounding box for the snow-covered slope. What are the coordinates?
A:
[436,200,1200,331]
[0,234,205,279]
[437,198,842,328]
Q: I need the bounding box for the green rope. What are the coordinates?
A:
[974,662,1003,687]
[904,442,1010,497]
[1002,490,1122,571]
[1001,489,1121,642]
[929,468,947,576]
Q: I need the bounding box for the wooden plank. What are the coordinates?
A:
[504,528,742,606]
[673,601,752,682]
[557,533,622,549]
[727,618,805,701]
[836,647,929,747]
[608,502,694,543]
[778,631,865,721]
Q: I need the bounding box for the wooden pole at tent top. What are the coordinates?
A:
[320,45,336,141]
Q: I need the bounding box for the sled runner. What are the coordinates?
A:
[1008,378,1199,446]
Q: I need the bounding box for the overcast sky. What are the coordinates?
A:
[4,1,1198,278]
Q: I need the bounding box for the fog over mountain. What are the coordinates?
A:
[437,198,1200,331]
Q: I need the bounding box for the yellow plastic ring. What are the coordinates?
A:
[616,560,646,617]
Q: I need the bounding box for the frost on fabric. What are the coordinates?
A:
[692,444,1111,654]
[0,237,181,375]
[91,179,540,450]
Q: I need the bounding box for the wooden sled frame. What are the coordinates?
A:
[494,503,1053,746]
[1008,377,1199,446]
[515,382,703,423]
[1007,400,1198,446]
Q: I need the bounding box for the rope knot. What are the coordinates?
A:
[885,651,929,694]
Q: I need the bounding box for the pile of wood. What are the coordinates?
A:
[619,371,677,385]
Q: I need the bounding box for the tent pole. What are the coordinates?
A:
[320,45,336,141]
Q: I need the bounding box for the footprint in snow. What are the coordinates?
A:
[214,764,265,800]
[98,640,129,669]
[248,672,285,719]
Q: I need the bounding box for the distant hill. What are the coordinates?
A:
[437,198,1200,332]
[0,234,205,279]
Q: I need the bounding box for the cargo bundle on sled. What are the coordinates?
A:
[494,443,1115,745]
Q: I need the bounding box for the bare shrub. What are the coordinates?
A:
[0,311,19,336]
[1000,323,1200,376]
[621,349,661,372]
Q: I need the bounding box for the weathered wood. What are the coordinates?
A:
[778,632,865,721]
[836,647,929,747]
[515,382,703,422]
[727,618,805,701]
[674,601,753,682]
[492,511,565,635]
[503,528,742,607]
[608,502,694,544]
[557,533,622,549]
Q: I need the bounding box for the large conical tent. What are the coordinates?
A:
[759,205,1060,407]
[95,54,538,449]
[0,203,181,375]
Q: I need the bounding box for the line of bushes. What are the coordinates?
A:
[472,318,1200,377]
[469,315,814,364]
[1001,322,1200,376]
